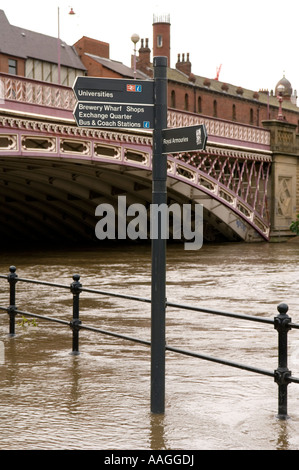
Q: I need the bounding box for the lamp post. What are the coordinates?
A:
[277,84,285,121]
[131,33,140,79]
[57,6,76,84]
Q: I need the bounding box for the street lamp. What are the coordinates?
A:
[58,6,76,84]
[131,33,140,79]
[277,84,285,121]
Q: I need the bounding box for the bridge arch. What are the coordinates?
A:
[0,116,271,244]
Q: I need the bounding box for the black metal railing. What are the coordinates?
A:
[1,265,299,420]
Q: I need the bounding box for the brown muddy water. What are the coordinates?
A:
[0,241,299,450]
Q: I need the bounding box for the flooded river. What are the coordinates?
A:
[0,240,299,450]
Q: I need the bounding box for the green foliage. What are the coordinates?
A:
[17,316,37,328]
[290,214,299,235]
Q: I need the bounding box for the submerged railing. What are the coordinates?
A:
[1,265,299,420]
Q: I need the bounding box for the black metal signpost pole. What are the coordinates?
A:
[151,56,168,414]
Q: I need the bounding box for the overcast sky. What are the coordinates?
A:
[2,0,299,97]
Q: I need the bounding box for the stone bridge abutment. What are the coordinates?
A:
[262,120,299,240]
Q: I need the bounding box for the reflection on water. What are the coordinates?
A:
[0,241,299,449]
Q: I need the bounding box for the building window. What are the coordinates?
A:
[171,90,176,108]
[184,93,189,111]
[8,59,17,75]
[250,108,254,124]
[232,104,236,121]
[157,35,163,48]
[198,96,202,113]
[213,100,217,117]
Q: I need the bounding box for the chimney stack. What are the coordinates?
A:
[176,52,192,76]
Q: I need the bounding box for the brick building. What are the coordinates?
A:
[73,36,147,79]
[136,15,299,130]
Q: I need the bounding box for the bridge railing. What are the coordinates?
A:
[168,108,271,149]
[0,73,76,111]
[0,265,299,420]
[0,73,271,150]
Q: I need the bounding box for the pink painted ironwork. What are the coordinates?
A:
[177,148,271,228]
[0,73,76,113]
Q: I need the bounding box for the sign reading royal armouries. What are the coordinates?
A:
[162,125,208,154]
[73,77,154,130]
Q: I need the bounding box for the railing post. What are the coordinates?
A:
[7,266,18,336]
[70,274,82,355]
[274,303,292,420]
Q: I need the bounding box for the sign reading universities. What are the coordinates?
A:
[73,77,154,129]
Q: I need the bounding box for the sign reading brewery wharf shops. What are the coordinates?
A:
[162,125,208,154]
[73,77,154,129]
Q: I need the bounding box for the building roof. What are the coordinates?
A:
[0,10,85,70]
[85,53,148,79]
[167,67,299,111]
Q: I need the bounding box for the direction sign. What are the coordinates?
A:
[73,77,154,105]
[74,101,154,129]
[162,124,208,154]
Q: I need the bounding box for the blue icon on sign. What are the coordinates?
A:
[143,121,150,128]
[136,85,142,92]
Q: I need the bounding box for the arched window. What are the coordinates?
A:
[157,35,163,48]
[198,96,202,113]
[213,100,217,117]
[232,104,236,121]
[171,90,176,108]
[184,93,189,111]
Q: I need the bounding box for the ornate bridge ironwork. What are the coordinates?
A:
[0,73,272,242]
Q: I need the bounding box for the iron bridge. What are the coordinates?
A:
[0,73,272,244]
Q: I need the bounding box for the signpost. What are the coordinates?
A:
[72,65,207,415]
